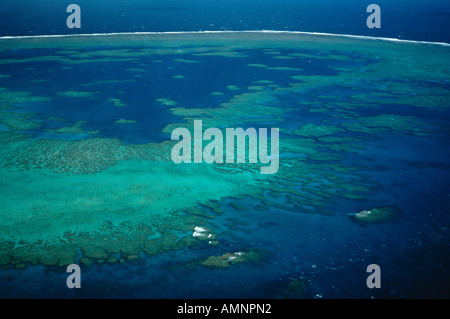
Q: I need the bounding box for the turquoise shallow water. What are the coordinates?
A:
[0,32,449,298]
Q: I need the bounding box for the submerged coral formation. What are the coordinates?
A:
[114,119,137,124]
[198,249,266,268]
[283,278,307,298]
[155,97,178,106]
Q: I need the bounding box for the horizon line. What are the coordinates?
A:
[0,30,449,47]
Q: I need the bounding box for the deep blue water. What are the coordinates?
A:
[1,0,450,43]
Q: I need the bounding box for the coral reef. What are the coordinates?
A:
[0,32,447,270]
[283,278,307,298]
[114,119,137,124]
[352,206,402,224]
[199,249,267,268]
[155,98,178,106]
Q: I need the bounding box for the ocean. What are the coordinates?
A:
[0,1,449,301]
[1,0,450,42]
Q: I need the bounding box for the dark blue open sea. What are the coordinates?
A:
[0,1,449,301]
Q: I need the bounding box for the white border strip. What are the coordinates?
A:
[0,30,449,47]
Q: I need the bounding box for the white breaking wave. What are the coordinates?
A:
[194,226,207,233]
[0,30,449,47]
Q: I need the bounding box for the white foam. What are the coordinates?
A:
[0,30,448,47]
[192,231,206,238]
[194,226,207,233]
